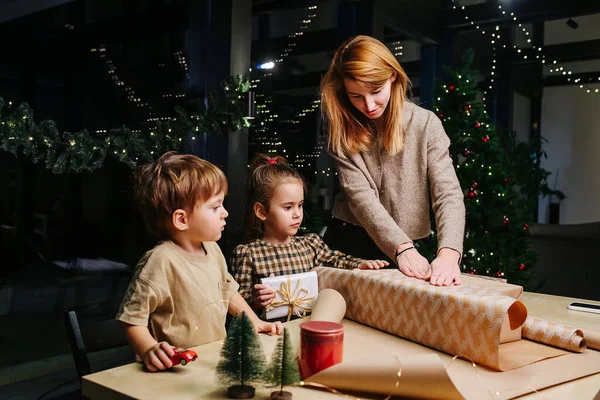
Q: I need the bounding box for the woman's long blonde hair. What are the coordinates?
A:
[320,35,410,157]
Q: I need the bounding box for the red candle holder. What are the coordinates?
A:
[298,321,344,380]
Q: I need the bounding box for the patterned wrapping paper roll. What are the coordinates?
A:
[522,316,587,352]
[314,267,528,371]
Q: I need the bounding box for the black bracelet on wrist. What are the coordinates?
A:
[395,246,416,259]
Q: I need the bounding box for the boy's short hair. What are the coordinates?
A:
[135,151,227,239]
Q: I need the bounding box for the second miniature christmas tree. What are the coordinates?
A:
[216,312,267,399]
[265,328,300,400]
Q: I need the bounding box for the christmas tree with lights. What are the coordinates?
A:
[417,50,556,288]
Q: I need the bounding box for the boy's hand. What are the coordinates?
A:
[142,341,175,372]
[358,260,389,270]
[252,273,276,309]
[254,320,283,336]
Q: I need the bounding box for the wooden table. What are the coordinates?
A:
[82,292,600,400]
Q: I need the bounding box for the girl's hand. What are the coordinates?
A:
[142,341,175,372]
[252,273,276,309]
[358,260,389,270]
[430,249,462,286]
[395,246,430,280]
[255,320,283,336]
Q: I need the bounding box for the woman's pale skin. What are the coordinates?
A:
[343,77,462,286]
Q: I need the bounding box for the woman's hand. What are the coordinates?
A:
[358,260,389,270]
[142,341,175,372]
[252,273,276,309]
[395,245,430,280]
[429,248,462,286]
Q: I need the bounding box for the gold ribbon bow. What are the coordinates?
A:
[265,276,315,322]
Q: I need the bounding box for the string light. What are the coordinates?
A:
[275,2,318,64]
[91,45,156,116]
[251,2,319,159]
[453,2,599,95]
[173,50,189,78]
[388,40,404,58]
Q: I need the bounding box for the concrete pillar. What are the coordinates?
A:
[185,0,251,252]
[226,0,252,250]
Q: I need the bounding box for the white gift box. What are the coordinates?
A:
[261,271,318,320]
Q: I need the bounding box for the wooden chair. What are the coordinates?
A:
[63,309,131,379]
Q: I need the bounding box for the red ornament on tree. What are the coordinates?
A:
[465,104,472,110]
[449,85,456,91]
[471,182,478,189]
[519,264,526,271]
[463,149,470,157]
[504,177,511,183]
[503,216,510,225]
[467,189,477,198]
[482,135,490,143]
[523,223,529,230]
[438,113,444,118]
[474,121,481,128]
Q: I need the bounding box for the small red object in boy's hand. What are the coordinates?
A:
[267,158,277,165]
[169,349,198,366]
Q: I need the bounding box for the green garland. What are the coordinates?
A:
[0,75,251,174]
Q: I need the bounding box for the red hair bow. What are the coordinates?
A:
[267,158,277,165]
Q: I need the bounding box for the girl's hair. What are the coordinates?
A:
[319,35,411,157]
[135,151,228,239]
[245,153,306,241]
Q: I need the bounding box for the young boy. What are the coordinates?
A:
[117,151,282,372]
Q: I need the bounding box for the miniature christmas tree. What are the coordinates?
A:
[216,312,267,399]
[265,328,300,400]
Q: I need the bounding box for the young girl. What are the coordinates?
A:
[230,153,388,314]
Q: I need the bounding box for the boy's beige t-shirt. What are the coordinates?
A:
[117,240,239,348]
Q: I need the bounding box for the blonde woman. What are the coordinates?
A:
[320,35,465,286]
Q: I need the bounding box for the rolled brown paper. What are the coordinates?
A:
[305,353,465,400]
[309,288,346,323]
[522,316,587,352]
[583,329,600,351]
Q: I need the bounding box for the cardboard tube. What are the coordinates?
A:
[584,329,600,351]
[310,289,346,323]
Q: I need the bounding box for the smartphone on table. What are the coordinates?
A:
[567,302,600,315]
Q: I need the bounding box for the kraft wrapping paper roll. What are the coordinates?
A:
[314,267,561,371]
[522,316,588,352]
[305,354,465,400]
[309,288,346,323]
[583,328,600,351]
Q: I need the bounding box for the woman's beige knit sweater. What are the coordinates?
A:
[330,101,466,260]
